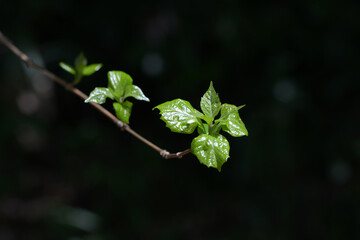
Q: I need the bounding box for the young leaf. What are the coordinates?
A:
[108,71,133,99]
[123,85,150,102]
[59,62,76,75]
[200,81,221,121]
[113,101,133,124]
[197,123,209,135]
[83,63,103,76]
[216,104,248,137]
[191,134,230,172]
[154,99,204,134]
[201,115,214,126]
[74,52,87,71]
[85,87,114,104]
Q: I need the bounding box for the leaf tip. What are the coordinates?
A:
[238,104,246,110]
[95,63,103,71]
[244,128,249,136]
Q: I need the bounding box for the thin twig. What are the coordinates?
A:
[0,30,191,159]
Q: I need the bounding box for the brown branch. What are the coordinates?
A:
[0,30,191,159]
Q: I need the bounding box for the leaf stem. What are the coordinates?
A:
[0,30,191,159]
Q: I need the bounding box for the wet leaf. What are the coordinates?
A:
[200,81,221,122]
[108,71,133,99]
[124,85,150,102]
[154,99,204,134]
[216,104,248,137]
[113,101,133,124]
[85,87,114,104]
[191,134,230,171]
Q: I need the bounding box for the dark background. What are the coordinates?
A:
[1,0,359,239]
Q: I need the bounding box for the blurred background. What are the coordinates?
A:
[0,0,359,239]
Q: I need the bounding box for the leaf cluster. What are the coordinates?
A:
[85,71,149,124]
[60,54,248,171]
[60,54,149,124]
[59,52,103,85]
[154,82,248,171]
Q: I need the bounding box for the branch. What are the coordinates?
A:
[0,31,191,159]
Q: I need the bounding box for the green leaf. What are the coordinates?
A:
[153,99,204,134]
[108,71,133,99]
[82,63,103,76]
[113,101,133,124]
[197,123,209,135]
[123,85,150,102]
[74,52,87,71]
[191,134,230,172]
[200,81,221,121]
[201,115,214,126]
[85,87,114,104]
[216,104,248,137]
[59,62,76,75]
